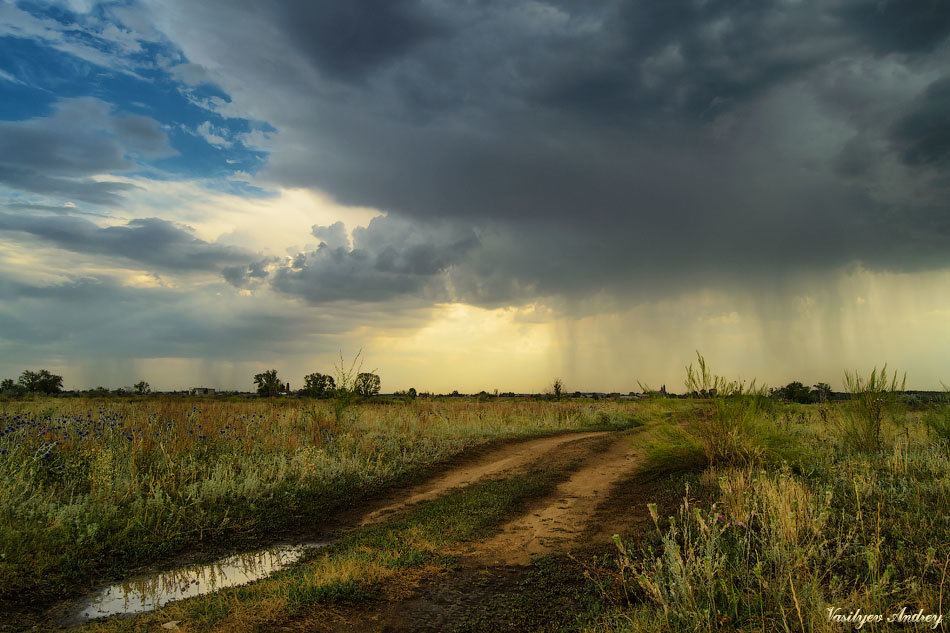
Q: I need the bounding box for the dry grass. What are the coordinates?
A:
[0,396,636,604]
[593,396,950,633]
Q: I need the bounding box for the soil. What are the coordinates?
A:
[356,431,610,527]
[474,432,641,565]
[37,427,677,632]
[287,429,680,633]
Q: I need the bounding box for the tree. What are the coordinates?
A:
[407,387,417,399]
[302,372,335,398]
[774,381,814,404]
[253,369,282,397]
[355,372,381,397]
[1,378,24,397]
[18,369,63,394]
[812,382,832,403]
[551,378,563,401]
[134,380,151,395]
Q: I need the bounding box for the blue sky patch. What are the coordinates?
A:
[0,2,273,186]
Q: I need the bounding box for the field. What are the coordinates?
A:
[2,368,949,632]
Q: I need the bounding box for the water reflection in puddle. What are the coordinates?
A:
[73,542,328,622]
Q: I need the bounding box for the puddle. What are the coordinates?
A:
[69,542,328,624]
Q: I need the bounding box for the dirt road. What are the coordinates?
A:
[309,429,651,633]
[476,431,641,564]
[358,430,612,526]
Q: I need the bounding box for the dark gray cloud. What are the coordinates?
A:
[891,76,950,167]
[68,1,950,306]
[0,97,173,205]
[0,273,433,377]
[270,0,443,80]
[221,256,278,288]
[838,0,950,54]
[0,212,256,272]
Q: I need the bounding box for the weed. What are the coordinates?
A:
[683,352,770,467]
[840,365,906,453]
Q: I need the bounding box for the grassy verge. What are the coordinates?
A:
[75,464,574,632]
[0,398,641,606]
[585,369,950,633]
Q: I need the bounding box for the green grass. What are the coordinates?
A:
[77,464,572,632]
[7,370,949,633]
[584,368,950,633]
[0,397,640,607]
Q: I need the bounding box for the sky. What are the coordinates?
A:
[1,0,949,393]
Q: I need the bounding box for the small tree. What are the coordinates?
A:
[134,380,151,395]
[253,369,282,397]
[303,372,336,398]
[355,372,381,397]
[407,387,417,399]
[551,378,563,401]
[1,378,24,397]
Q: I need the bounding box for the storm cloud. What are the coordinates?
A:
[891,76,950,167]
[136,0,950,308]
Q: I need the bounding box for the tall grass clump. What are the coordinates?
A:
[923,383,950,445]
[612,468,834,632]
[683,353,770,467]
[596,377,950,633]
[607,434,950,633]
[840,365,905,453]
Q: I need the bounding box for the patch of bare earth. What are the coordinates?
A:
[295,430,661,633]
[472,431,642,565]
[357,431,610,527]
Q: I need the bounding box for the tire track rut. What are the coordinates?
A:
[473,431,642,564]
[358,430,610,526]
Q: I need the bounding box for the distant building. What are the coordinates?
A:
[190,387,216,395]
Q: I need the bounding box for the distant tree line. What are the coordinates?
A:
[252,368,383,398]
[1,369,64,396]
[770,381,833,404]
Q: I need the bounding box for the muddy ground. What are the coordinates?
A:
[283,429,681,633]
[27,426,683,632]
